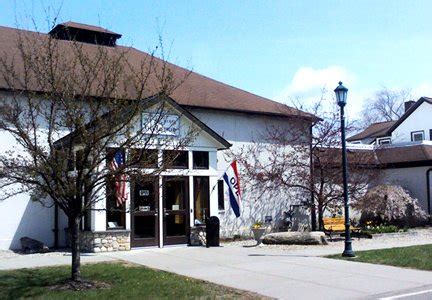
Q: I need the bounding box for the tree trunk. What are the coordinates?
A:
[310,203,317,231]
[318,202,324,231]
[70,217,81,281]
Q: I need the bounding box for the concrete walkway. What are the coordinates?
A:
[0,251,115,270]
[105,246,432,300]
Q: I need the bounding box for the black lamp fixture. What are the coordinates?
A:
[334,81,355,258]
[334,81,348,106]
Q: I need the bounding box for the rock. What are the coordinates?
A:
[112,241,119,249]
[263,232,328,245]
[20,237,49,253]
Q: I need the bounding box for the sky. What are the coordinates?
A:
[1,0,432,119]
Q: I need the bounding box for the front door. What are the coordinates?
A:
[131,179,159,247]
[163,177,190,245]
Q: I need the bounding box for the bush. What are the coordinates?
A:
[363,224,406,234]
[353,185,428,227]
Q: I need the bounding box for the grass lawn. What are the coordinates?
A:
[327,244,432,271]
[0,262,260,299]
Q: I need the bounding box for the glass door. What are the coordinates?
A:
[162,177,190,245]
[131,179,159,247]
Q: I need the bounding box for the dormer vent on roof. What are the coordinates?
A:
[48,21,122,47]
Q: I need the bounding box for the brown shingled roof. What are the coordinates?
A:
[0,24,316,121]
[317,144,432,169]
[347,120,396,142]
[375,144,432,165]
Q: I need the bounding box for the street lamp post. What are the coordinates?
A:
[334,81,355,258]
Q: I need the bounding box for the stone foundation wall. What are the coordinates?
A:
[80,230,131,253]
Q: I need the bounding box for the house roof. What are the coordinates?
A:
[316,143,432,169]
[386,97,432,134]
[0,24,317,121]
[347,120,396,142]
[314,147,379,168]
[375,143,432,165]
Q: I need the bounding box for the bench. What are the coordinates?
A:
[323,217,361,241]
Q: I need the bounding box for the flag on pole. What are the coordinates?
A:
[108,150,128,207]
[223,160,242,217]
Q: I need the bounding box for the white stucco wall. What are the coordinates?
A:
[380,166,432,213]
[189,107,312,237]
[392,101,432,143]
[0,103,62,249]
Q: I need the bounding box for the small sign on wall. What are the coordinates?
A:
[139,190,150,196]
[138,206,150,212]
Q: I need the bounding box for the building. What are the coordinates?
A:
[347,97,432,145]
[0,22,315,251]
[346,98,432,216]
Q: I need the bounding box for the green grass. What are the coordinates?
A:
[326,244,432,271]
[0,262,257,299]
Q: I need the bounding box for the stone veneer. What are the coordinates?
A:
[80,230,131,253]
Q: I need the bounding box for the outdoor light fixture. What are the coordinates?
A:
[334,81,348,106]
[334,81,355,257]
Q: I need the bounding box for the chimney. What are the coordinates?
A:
[404,100,416,112]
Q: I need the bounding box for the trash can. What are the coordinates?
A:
[205,216,220,247]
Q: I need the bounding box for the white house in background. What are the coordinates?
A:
[0,22,316,251]
[347,97,432,217]
[348,97,432,145]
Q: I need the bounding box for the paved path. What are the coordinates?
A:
[106,246,432,300]
[0,251,115,270]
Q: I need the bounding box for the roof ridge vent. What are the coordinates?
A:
[48,21,122,47]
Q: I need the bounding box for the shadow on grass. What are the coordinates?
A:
[0,267,68,299]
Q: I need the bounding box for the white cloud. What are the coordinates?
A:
[280,66,354,97]
[273,66,361,118]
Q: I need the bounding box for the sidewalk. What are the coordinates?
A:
[105,245,432,300]
[0,250,116,270]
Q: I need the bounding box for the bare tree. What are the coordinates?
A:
[230,95,378,231]
[0,23,197,283]
[361,87,412,127]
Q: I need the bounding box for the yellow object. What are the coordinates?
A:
[323,217,359,232]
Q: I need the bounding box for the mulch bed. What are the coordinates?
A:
[47,279,111,291]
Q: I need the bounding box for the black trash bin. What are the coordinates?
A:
[205,216,220,247]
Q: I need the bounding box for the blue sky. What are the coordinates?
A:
[1,0,432,118]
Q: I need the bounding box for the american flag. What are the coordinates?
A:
[109,150,128,207]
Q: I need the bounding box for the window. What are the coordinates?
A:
[377,138,391,145]
[129,149,158,168]
[411,131,425,142]
[67,149,85,172]
[163,150,188,169]
[430,129,432,141]
[218,180,225,210]
[193,176,210,224]
[106,148,126,230]
[193,151,209,169]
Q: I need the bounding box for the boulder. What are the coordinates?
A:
[263,231,328,245]
[20,237,49,253]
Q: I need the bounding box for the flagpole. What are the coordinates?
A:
[209,160,236,195]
